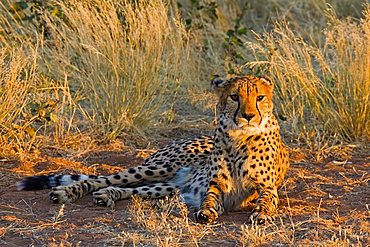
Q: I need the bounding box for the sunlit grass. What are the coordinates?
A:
[246,6,369,142]
[0,0,368,151]
[0,46,38,154]
[39,0,191,140]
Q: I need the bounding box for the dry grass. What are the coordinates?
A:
[0,0,194,146]
[0,0,368,150]
[0,46,38,156]
[246,6,370,143]
[176,0,365,71]
[178,0,369,145]
[38,0,192,140]
[113,194,206,246]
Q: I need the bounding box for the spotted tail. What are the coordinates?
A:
[16,174,99,191]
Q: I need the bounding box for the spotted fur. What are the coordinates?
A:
[17,74,289,224]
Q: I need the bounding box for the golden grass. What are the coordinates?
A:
[37,0,192,140]
[0,0,368,151]
[177,0,369,144]
[246,5,369,143]
[1,0,194,146]
[0,46,38,155]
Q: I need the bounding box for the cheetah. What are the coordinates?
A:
[17,74,290,224]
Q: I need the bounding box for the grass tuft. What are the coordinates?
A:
[0,46,38,154]
[40,0,190,140]
[246,5,370,143]
[1,0,368,148]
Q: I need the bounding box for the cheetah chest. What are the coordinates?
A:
[218,136,280,209]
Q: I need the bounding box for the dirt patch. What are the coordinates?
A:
[0,148,369,246]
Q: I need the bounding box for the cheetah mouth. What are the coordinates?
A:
[237,119,260,128]
[237,123,262,132]
[229,124,263,138]
[235,120,264,135]
[239,124,260,130]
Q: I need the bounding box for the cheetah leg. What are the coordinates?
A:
[237,190,259,211]
[47,136,212,204]
[194,183,225,224]
[249,187,279,224]
[92,182,178,207]
[49,164,179,204]
[49,179,104,204]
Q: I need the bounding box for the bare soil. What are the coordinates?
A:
[0,144,369,246]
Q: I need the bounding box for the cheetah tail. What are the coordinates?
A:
[16,174,97,191]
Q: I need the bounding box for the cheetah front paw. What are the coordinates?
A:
[49,187,71,204]
[93,188,115,208]
[194,208,218,224]
[249,206,274,225]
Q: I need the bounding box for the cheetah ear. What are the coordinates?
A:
[211,77,228,88]
[259,75,274,87]
[211,77,229,95]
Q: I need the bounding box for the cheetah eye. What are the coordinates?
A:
[256,95,265,102]
[229,94,239,101]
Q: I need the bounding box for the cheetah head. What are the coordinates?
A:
[212,75,274,134]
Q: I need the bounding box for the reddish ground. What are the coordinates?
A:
[0,145,369,246]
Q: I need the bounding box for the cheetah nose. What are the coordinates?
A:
[241,113,255,122]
